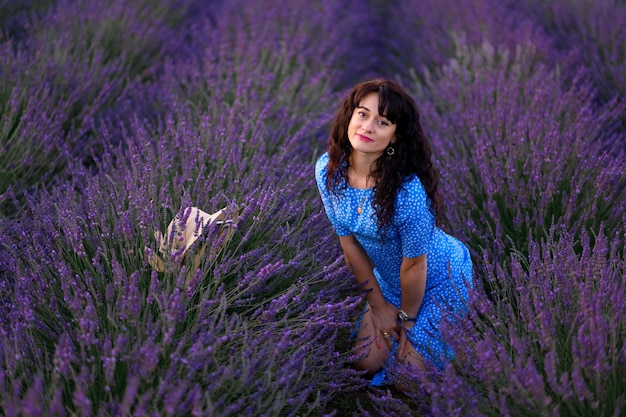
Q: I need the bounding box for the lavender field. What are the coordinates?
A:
[0,0,624,416]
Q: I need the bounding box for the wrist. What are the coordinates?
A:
[398,309,418,322]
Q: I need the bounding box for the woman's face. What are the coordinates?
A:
[347,92,396,157]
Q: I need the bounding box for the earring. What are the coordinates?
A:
[386,145,395,157]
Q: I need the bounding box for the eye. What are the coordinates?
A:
[357,111,367,118]
[377,120,390,127]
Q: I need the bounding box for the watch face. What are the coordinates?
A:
[399,310,408,320]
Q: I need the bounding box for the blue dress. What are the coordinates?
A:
[315,152,473,384]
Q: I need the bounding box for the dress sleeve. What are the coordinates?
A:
[394,175,435,258]
[315,153,350,236]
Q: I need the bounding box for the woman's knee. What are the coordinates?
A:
[354,354,385,375]
[353,338,389,374]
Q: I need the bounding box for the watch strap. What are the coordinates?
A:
[398,309,417,322]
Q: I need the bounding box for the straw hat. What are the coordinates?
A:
[147,206,236,272]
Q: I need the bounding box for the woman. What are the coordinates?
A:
[315,79,473,385]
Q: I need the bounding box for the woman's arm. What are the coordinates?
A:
[397,254,427,357]
[338,235,386,308]
[338,235,399,348]
[399,254,427,318]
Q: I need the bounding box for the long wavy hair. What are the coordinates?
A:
[326,79,443,233]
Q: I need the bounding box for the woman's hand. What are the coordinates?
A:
[369,302,400,350]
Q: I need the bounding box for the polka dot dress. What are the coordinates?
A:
[315,152,473,384]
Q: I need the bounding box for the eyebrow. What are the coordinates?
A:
[357,105,389,119]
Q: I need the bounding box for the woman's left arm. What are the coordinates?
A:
[397,254,427,357]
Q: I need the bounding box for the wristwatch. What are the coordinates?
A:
[398,309,417,322]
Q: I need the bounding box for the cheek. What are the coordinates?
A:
[347,118,357,132]
[389,128,397,141]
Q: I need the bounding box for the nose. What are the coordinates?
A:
[362,119,375,132]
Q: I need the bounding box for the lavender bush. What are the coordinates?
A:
[391,226,625,417]
[0,85,369,415]
[383,0,554,83]
[514,0,626,112]
[0,161,364,416]
[413,40,625,262]
[159,0,340,156]
[0,0,378,415]
[0,0,191,217]
[382,4,626,416]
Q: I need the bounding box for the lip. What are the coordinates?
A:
[357,134,373,142]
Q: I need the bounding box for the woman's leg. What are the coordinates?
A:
[397,336,425,372]
[353,305,392,374]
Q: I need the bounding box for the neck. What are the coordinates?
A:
[348,151,379,188]
[350,151,379,174]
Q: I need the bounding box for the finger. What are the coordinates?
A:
[397,330,407,359]
[383,336,391,349]
[392,326,401,342]
[380,330,391,349]
[375,329,382,350]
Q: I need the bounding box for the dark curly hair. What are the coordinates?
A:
[326,79,443,233]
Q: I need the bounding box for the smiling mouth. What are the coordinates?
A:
[357,134,373,142]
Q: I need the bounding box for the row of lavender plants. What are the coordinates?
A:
[0,0,378,415]
[0,0,192,216]
[401,42,625,417]
[1,0,625,416]
[358,0,625,416]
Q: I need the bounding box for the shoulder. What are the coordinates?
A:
[398,174,427,200]
[315,152,328,178]
[394,174,434,224]
[315,152,329,172]
[315,152,329,182]
[395,174,430,212]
